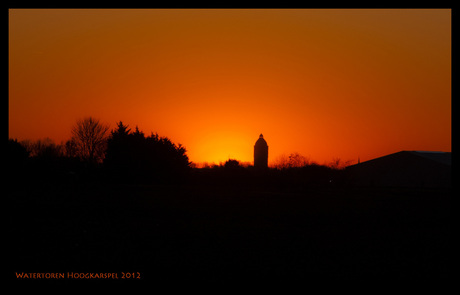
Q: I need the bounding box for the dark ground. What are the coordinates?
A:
[7,177,450,284]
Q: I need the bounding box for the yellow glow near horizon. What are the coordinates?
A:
[9,9,451,165]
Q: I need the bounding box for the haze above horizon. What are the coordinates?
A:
[9,9,451,165]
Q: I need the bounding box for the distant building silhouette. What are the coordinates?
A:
[254,134,268,168]
[346,151,451,188]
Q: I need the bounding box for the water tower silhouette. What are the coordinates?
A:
[254,134,268,168]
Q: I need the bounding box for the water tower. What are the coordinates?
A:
[254,134,268,168]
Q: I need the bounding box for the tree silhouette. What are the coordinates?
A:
[104,122,190,183]
[329,157,353,170]
[288,152,309,168]
[273,152,309,169]
[19,138,61,158]
[71,117,110,164]
[64,139,78,158]
[112,121,131,138]
[8,138,29,168]
[224,159,241,169]
[104,121,134,175]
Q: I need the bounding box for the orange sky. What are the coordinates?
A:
[9,9,451,166]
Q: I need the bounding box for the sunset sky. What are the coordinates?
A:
[9,9,451,166]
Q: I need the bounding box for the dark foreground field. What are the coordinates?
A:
[8,178,450,283]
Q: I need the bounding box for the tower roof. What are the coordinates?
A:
[255,133,267,146]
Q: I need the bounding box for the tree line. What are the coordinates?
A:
[8,117,191,184]
[8,116,351,187]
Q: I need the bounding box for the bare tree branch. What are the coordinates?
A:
[71,116,110,163]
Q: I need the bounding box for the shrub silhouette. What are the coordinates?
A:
[104,121,191,183]
[224,159,241,169]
